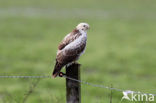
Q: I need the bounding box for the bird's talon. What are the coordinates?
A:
[59,72,66,77]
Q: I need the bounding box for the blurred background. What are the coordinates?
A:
[0,0,156,103]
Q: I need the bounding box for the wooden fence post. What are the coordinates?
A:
[66,63,81,103]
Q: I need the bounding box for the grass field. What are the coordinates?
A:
[0,0,156,103]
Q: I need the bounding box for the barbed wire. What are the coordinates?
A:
[63,75,123,91]
[62,75,156,96]
[0,76,51,78]
[0,74,156,96]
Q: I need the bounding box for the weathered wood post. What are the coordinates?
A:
[66,63,81,103]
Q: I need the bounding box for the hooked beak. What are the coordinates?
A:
[86,26,90,30]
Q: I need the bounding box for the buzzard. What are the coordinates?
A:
[52,23,90,78]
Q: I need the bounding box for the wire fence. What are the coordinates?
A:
[0,74,156,96]
[0,76,51,78]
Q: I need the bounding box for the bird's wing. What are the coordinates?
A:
[58,29,81,50]
[56,31,86,64]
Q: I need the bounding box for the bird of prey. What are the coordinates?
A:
[52,23,90,78]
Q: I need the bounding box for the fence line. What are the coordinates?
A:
[0,74,156,96]
[0,76,51,78]
[63,75,156,96]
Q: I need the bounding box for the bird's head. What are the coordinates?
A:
[76,23,90,32]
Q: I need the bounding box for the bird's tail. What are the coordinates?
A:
[52,61,64,78]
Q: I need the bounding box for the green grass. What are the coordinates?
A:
[0,0,156,103]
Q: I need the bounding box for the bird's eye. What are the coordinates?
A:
[83,25,86,27]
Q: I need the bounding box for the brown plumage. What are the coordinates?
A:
[58,29,80,50]
[52,23,89,78]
